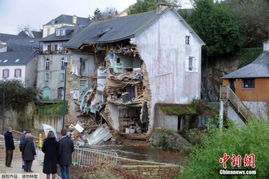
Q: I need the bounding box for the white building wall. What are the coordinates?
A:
[43,24,74,38]
[0,65,26,84]
[135,10,203,133]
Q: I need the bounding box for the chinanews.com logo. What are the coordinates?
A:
[218,153,256,175]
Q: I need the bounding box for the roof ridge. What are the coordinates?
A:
[91,10,157,26]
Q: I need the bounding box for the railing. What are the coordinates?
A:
[72,147,118,168]
[220,86,253,122]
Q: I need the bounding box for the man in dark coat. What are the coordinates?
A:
[4,127,15,167]
[58,129,74,179]
[22,133,36,172]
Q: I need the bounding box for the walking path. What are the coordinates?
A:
[0,149,51,179]
[0,157,46,179]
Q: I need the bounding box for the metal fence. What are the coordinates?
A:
[72,147,119,168]
[35,146,118,168]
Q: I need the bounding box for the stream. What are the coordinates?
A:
[85,145,187,165]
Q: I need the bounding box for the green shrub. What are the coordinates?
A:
[180,120,269,179]
[37,102,68,116]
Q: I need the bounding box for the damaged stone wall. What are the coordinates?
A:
[102,50,152,136]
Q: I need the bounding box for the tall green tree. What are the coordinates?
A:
[92,8,104,21]
[128,0,178,15]
[225,0,269,46]
[91,7,118,22]
[183,0,245,57]
[0,80,37,111]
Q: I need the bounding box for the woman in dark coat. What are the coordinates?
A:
[42,131,58,179]
[22,133,36,172]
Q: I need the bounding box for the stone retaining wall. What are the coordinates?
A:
[122,165,181,179]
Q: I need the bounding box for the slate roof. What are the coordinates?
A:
[0,51,37,66]
[18,31,43,39]
[0,33,20,43]
[65,8,205,49]
[223,52,269,79]
[7,38,40,52]
[45,15,91,26]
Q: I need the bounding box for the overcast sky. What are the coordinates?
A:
[0,0,137,34]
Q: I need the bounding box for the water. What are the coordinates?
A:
[86,145,187,165]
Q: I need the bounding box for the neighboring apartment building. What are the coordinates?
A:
[65,6,204,137]
[0,52,38,87]
[43,14,91,38]
[0,33,39,87]
[37,23,93,100]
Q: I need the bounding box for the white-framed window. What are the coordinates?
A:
[61,58,65,70]
[56,29,61,36]
[61,29,66,36]
[59,73,65,82]
[186,56,198,72]
[185,35,190,45]
[45,59,50,70]
[14,68,21,78]
[3,69,9,78]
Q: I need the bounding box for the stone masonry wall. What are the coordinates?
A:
[122,165,180,179]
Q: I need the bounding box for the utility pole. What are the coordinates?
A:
[62,56,68,130]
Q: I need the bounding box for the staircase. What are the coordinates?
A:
[220,86,254,122]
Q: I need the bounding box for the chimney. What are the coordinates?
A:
[264,41,269,52]
[156,3,169,14]
[72,15,77,24]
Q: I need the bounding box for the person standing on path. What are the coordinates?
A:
[4,127,15,167]
[22,133,36,172]
[58,129,74,179]
[19,129,29,169]
[42,131,59,179]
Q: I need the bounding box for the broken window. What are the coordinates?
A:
[243,79,255,89]
[80,58,86,75]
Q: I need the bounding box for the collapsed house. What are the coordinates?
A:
[65,6,204,139]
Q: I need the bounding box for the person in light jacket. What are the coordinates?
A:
[22,133,36,172]
[58,129,74,179]
[4,127,15,167]
[42,131,59,179]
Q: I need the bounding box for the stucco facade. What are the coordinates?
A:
[134,10,203,133]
